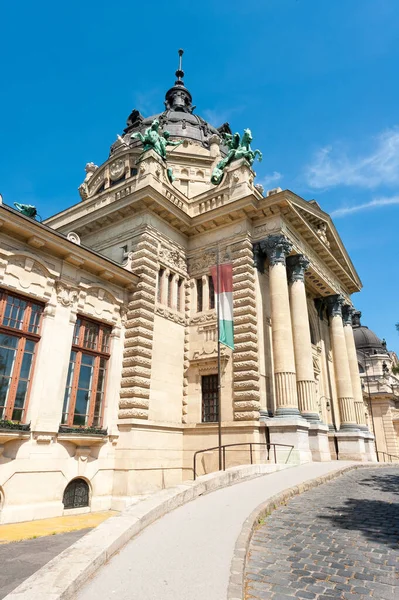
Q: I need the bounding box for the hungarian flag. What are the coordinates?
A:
[211,263,234,350]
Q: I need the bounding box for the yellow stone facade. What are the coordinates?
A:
[0,78,378,524]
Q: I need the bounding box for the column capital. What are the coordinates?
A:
[326,294,345,318]
[286,254,310,283]
[342,304,355,326]
[259,234,293,267]
[352,310,362,327]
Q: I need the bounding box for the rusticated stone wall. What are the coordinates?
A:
[231,238,261,420]
[182,279,190,423]
[119,232,158,419]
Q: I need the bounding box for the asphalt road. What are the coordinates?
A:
[0,529,91,599]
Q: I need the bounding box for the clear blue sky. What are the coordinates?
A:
[1,0,398,352]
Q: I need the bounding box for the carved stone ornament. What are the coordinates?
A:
[315,221,330,247]
[55,281,79,307]
[326,294,345,318]
[188,251,217,276]
[67,232,81,245]
[158,246,187,273]
[286,254,310,283]
[342,304,355,326]
[254,234,293,272]
[109,159,125,181]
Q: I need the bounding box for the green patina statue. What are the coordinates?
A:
[14,203,38,219]
[211,129,262,185]
[131,119,183,182]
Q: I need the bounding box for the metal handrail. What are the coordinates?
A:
[193,442,294,480]
[377,451,399,463]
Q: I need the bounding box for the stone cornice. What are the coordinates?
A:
[0,205,139,290]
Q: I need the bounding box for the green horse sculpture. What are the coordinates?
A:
[14,203,37,219]
[211,129,262,185]
[132,119,183,159]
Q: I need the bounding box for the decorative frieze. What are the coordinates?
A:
[119,232,157,420]
[158,244,187,275]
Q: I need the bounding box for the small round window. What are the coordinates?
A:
[63,478,89,509]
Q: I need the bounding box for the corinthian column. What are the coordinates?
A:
[286,255,320,422]
[342,305,368,430]
[259,235,300,417]
[326,295,358,430]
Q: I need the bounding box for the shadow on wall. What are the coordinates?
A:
[320,471,399,551]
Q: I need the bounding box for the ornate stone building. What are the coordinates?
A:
[352,312,399,460]
[0,57,376,523]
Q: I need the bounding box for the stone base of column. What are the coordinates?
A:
[267,418,312,464]
[334,430,368,461]
[308,423,331,462]
[364,433,378,462]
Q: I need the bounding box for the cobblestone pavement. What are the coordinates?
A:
[245,467,399,600]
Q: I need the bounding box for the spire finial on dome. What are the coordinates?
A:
[164,49,194,113]
[175,49,184,83]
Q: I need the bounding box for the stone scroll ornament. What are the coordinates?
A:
[131,118,183,184]
[211,129,262,185]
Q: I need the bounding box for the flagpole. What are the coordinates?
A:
[216,245,222,471]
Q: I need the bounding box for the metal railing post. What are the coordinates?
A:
[223,446,226,471]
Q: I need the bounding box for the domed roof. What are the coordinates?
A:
[110,50,231,156]
[352,311,388,355]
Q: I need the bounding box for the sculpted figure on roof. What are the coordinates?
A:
[211,128,262,185]
[131,119,183,160]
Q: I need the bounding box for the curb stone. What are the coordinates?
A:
[3,463,290,600]
[227,463,397,600]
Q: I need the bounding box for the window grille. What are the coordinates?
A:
[63,478,89,509]
[201,374,219,423]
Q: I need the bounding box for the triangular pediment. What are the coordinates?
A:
[282,191,362,292]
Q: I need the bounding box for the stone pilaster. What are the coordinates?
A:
[342,305,368,431]
[326,295,358,430]
[231,238,261,420]
[286,254,320,422]
[259,235,300,417]
[119,232,158,419]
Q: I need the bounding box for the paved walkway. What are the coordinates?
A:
[245,467,399,600]
[76,462,356,600]
[0,529,90,599]
[0,510,117,544]
[0,511,117,598]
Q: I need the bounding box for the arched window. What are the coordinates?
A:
[358,362,365,374]
[63,478,89,509]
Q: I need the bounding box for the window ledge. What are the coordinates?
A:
[0,430,30,444]
[0,422,30,443]
[58,426,108,447]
